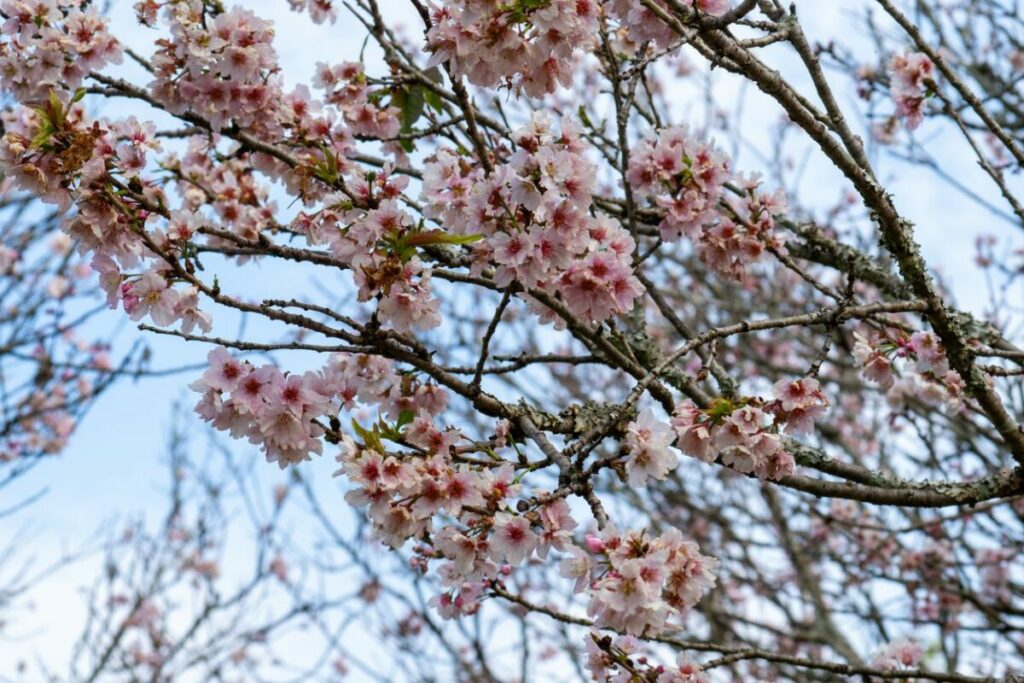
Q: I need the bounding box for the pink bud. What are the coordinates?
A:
[585,534,606,553]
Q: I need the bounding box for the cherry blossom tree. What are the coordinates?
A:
[3,0,1024,680]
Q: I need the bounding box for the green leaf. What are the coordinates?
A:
[351,418,384,452]
[351,418,372,441]
[706,397,737,420]
[396,409,415,429]
[440,232,485,245]
[425,90,444,115]
[577,105,592,129]
[402,230,484,248]
[312,144,341,184]
[28,90,68,150]
[390,229,483,263]
[400,84,425,134]
[28,119,57,151]
[504,0,550,24]
[48,90,65,125]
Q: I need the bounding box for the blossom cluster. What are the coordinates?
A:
[0,3,655,344]
[192,346,558,613]
[607,0,731,51]
[294,170,444,334]
[148,4,281,133]
[561,527,719,635]
[313,61,401,142]
[192,349,445,468]
[0,0,122,100]
[141,2,382,175]
[671,378,830,480]
[166,136,279,243]
[1,10,431,343]
[122,270,211,334]
[422,114,644,325]
[426,0,599,97]
[3,86,427,340]
[627,126,787,280]
[192,348,331,467]
[852,330,964,412]
[584,634,709,682]
[623,409,680,485]
[191,346,719,627]
[341,418,585,619]
[872,638,924,670]
[0,92,226,336]
[887,51,934,130]
[1,97,95,212]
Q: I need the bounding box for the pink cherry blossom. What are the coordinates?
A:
[489,512,538,565]
[888,52,934,130]
[873,638,925,670]
[623,409,680,486]
[426,0,599,97]
[627,127,785,280]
